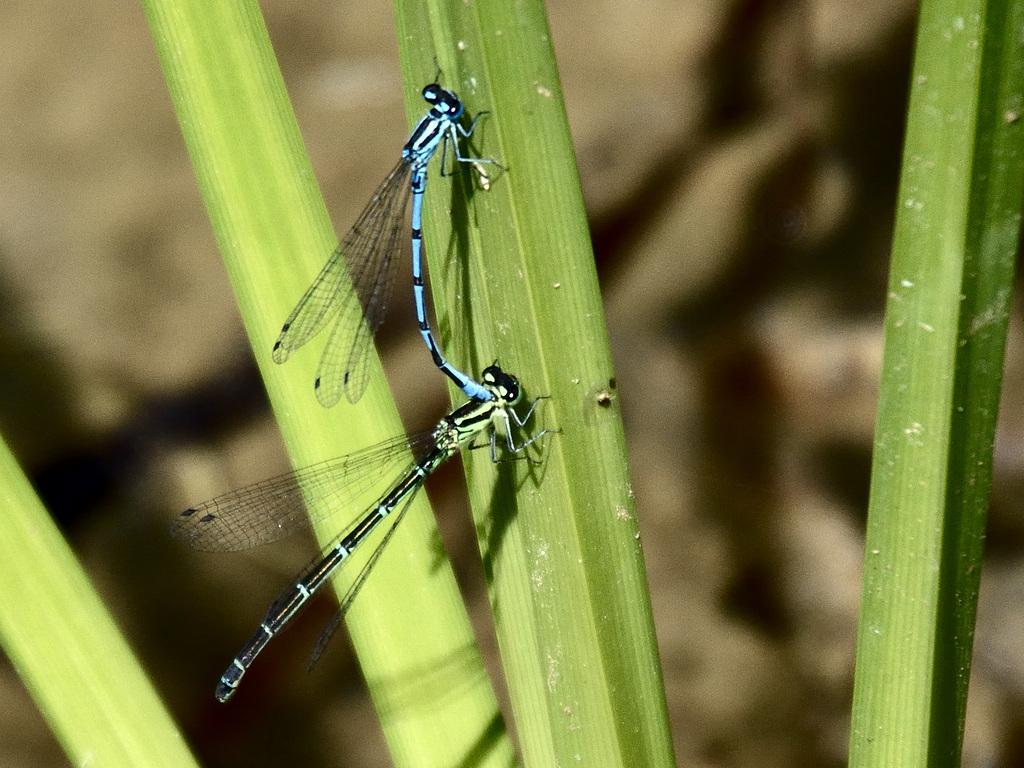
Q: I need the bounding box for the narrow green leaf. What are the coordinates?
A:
[141,0,515,765]
[849,0,1024,763]
[0,436,198,767]
[394,0,677,765]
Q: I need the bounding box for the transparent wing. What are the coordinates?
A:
[333,164,413,405]
[170,429,437,552]
[271,159,413,408]
[271,244,347,366]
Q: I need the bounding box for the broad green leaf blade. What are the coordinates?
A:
[0,435,197,767]
[394,0,677,765]
[849,0,1024,763]
[141,0,515,765]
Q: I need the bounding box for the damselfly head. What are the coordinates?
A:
[482,365,521,404]
[422,84,463,118]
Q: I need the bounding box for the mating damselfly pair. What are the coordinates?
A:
[173,75,555,701]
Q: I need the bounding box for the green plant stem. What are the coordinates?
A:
[0,435,198,767]
[394,1,677,765]
[849,0,1024,763]
[142,0,515,765]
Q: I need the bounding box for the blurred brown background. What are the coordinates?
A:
[3,0,1024,766]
